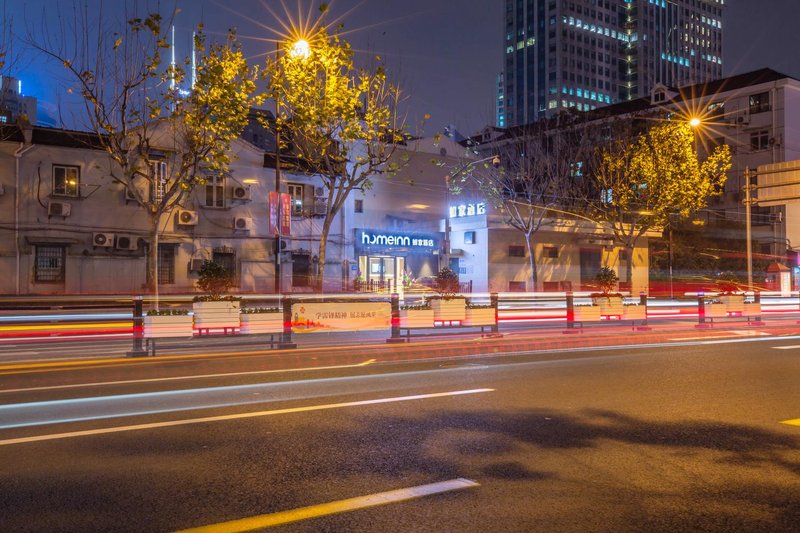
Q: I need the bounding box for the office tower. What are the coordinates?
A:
[500,0,724,127]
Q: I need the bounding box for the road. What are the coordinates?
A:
[1,333,799,531]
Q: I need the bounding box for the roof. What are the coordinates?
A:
[0,123,106,150]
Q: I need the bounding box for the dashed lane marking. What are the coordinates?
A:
[176,478,480,532]
[780,419,800,426]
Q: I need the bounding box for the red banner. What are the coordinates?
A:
[280,193,292,236]
[268,191,279,235]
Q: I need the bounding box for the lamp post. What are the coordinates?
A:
[273,38,311,294]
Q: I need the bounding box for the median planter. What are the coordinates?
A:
[430,297,467,322]
[621,304,646,321]
[573,305,601,322]
[144,314,193,338]
[742,301,761,317]
[592,295,624,317]
[464,306,496,326]
[193,300,241,330]
[720,294,745,315]
[240,310,283,334]
[400,308,434,328]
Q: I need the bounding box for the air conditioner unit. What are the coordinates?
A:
[769,134,783,147]
[92,232,115,248]
[231,185,251,201]
[233,216,253,231]
[124,187,139,202]
[115,234,138,250]
[736,113,750,125]
[48,201,71,217]
[313,199,327,216]
[314,186,326,197]
[177,209,199,226]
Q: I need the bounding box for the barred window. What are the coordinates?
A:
[35,245,66,282]
[158,245,175,285]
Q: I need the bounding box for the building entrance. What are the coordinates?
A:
[358,255,404,292]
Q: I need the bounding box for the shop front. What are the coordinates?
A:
[354,228,440,292]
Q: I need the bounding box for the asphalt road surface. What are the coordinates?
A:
[1,334,799,532]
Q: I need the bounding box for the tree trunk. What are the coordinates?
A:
[625,243,635,292]
[315,215,334,292]
[147,215,160,307]
[525,235,537,292]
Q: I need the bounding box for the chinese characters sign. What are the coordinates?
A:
[449,202,486,218]
[290,302,391,333]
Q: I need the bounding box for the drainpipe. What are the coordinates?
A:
[13,120,35,295]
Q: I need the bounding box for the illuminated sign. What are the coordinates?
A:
[355,229,438,253]
[449,202,486,218]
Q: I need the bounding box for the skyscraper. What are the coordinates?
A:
[500,0,724,127]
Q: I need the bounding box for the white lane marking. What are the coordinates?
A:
[0,388,494,446]
[177,478,480,532]
[773,345,800,350]
[670,330,771,341]
[0,359,377,394]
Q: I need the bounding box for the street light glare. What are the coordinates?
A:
[290,39,311,59]
[689,117,701,127]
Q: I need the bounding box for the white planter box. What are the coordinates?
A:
[400,308,434,328]
[240,313,283,334]
[464,307,496,326]
[144,315,194,338]
[573,306,601,322]
[743,302,761,316]
[430,298,466,322]
[705,303,728,318]
[622,305,646,321]
[593,296,624,317]
[193,300,241,329]
[720,295,745,314]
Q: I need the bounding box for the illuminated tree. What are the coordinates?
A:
[265,25,402,291]
[587,120,731,287]
[36,10,261,296]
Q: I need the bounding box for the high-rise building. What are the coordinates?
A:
[0,76,37,125]
[500,0,724,127]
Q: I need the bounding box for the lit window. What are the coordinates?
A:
[35,245,66,282]
[287,183,304,215]
[52,165,80,197]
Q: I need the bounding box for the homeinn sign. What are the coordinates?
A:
[355,229,439,253]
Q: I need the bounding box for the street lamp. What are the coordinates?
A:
[274,37,312,293]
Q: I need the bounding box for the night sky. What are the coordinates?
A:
[5,0,800,136]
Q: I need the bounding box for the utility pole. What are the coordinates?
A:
[744,167,754,290]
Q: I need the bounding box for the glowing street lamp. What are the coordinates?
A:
[689,117,701,128]
[290,39,311,59]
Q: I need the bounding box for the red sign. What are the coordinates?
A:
[268,191,279,235]
[280,193,292,236]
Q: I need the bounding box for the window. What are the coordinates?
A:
[354,199,364,213]
[287,183,304,215]
[35,245,66,282]
[212,249,236,280]
[53,165,80,197]
[158,245,175,285]
[205,176,225,208]
[508,245,525,257]
[544,246,559,258]
[150,160,167,202]
[749,92,770,114]
[750,130,770,151]
[464,231,476,245]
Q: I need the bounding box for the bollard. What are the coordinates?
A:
[563,291,579,334]
[387,293,406,343]
[490,292,500,336]
[278,296,297,349]
[695,293,711,328]
[126,296,148,357]
[636,292,652,331]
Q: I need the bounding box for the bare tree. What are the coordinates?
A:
[453,112,592,290]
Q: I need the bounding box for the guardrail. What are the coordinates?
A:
[0,290,798,355]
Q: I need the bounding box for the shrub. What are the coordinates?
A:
[146,309,189,316]
[595,266,619,295]
[196,260,235,300]
[433,267,459,297]
[241,307,281,314]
